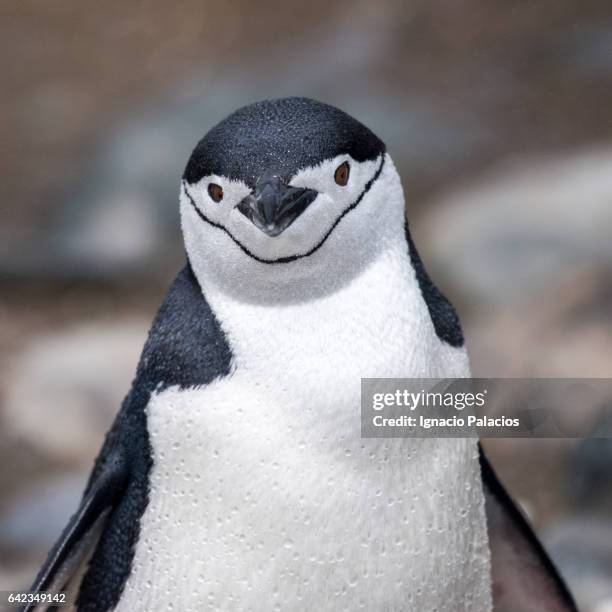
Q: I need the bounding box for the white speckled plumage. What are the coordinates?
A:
[115,154,493,611]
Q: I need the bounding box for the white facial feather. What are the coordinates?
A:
[180,153,401,303]
[183,174,252,227]
[183,154,380,254]
[288,154,379,205]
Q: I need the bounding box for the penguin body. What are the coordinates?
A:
[28,98,576,612]
[117,229,489,611]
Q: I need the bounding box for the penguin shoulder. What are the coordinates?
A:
[136,263,233,392]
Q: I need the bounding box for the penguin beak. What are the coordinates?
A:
[236,174,318,237]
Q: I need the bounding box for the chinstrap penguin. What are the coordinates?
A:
[27,97,577,612]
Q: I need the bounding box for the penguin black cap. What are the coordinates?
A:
[183,97,386,188]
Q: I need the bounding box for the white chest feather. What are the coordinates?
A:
[116,245,492,611]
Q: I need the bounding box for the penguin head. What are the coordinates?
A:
[180,97,406,300]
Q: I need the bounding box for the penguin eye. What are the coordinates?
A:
[208,183,224,203]
[334,161,350,186]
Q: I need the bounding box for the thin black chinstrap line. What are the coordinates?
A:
[182,154,386,265]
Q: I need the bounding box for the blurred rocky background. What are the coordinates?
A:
[1,0,611,609]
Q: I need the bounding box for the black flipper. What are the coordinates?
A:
[22,447,128,611]
[480,446,578,611]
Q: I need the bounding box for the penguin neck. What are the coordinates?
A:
[194,234,470,392]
